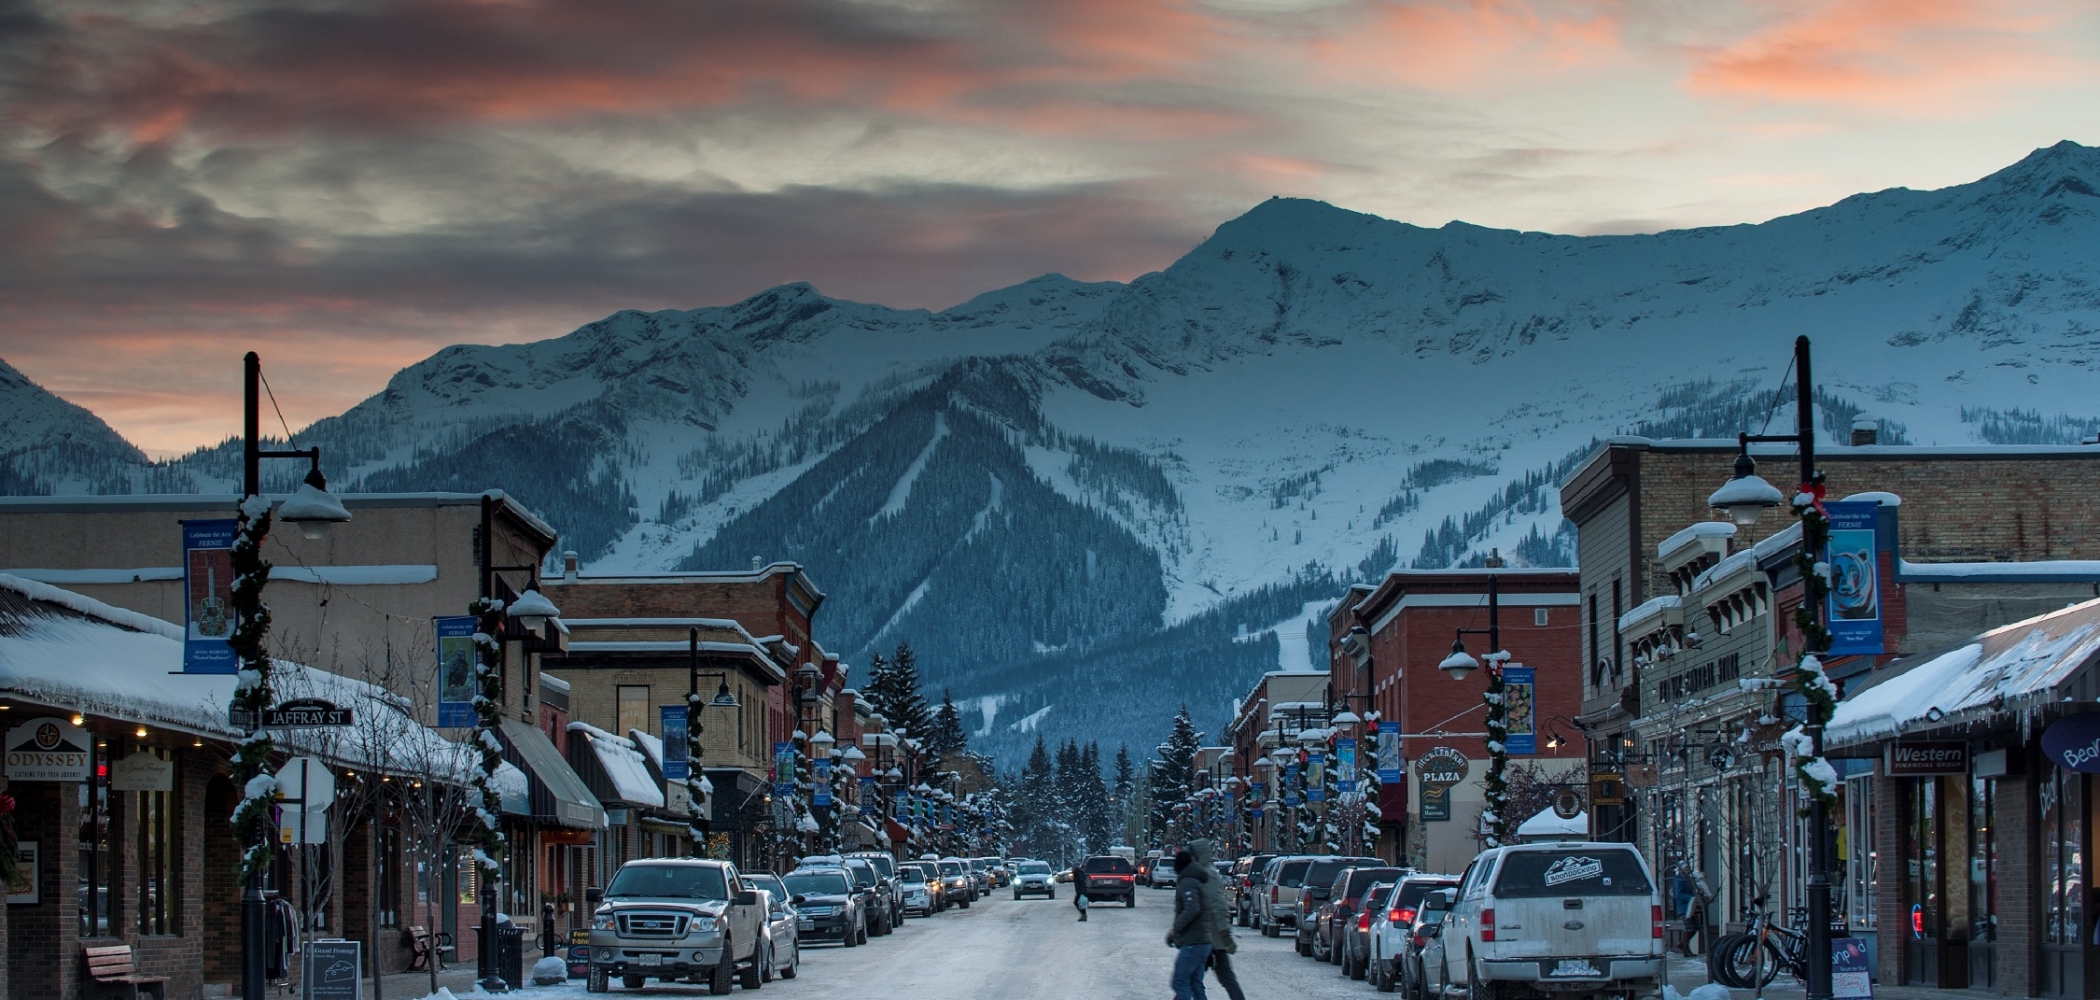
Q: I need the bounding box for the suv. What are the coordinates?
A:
[1359,874,1459,984]
[1293,856,1382,952]
[935,858,975,906]
[1313,866,1409,967]
[1436,843,1663,1000]
[847,852,908,927]
[585,859,767,994]
[1258,856,1312,936]
[1012,859,1056,899]
[1230,853,1277,927]
[1076,855,1138,907]
[783,867,869,947]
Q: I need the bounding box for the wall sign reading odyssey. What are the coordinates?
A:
[4,716,90,781]
[2043,713,2100,773]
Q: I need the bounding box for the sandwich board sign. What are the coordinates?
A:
[303,939,363,1000]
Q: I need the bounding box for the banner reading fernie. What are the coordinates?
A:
[181,519,239,673]
[1377,722,1401,782]
[1336,738,1357,794]
[435,616,479,728]
[1824,500,1886,656]
[1504,666,1537,755]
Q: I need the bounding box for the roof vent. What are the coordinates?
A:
[1482,547,1505,569]
[751,556,763,570]
[1851,414,1878,446]
[562,550,579,581]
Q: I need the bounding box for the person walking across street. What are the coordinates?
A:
[1075,882,1090,922]
[1167,849,1213,1000]
[1184,840,1246,1000]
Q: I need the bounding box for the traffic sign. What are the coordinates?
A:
[279,805,327,845]
[275,757,338,810]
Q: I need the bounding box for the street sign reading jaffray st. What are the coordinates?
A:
[231,697,355,731]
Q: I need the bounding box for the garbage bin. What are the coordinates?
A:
[474,922,527,990]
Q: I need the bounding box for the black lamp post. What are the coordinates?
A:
[1438,568,1511,846]
[686,628,742,855]
[1708,334,1832,1000]
[236,352,348,1000]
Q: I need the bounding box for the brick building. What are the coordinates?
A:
[1224,670,1330,853]
[1327,565,1584,873]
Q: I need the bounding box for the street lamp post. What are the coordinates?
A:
[1707,335,1833,1000]
[231,352,349,1000]
[1438,567,1512,847]
[686,629,742,856]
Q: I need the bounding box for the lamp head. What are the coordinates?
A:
[278,469,353,540]
[506,588,560,631]
[1709,447,1784,526]
[810,729,837,753]
[1438,638,1479,681]
[711,679,740,708]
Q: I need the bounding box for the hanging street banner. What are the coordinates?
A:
[1504,666,1537,755]
[1336,738,1357,794]
[1250,781,1264,818]
[773,742,794,798]
[813,757,833,806]
[1307,750,1326,802]
[1377,722,1401,783]
[1824,500,1886,656]
[895,790,909,818]
[5,716,91,781]
[1284,762,1301,807]
[181,519,239,673]
[435,615,478,728]
[660,706,689,780]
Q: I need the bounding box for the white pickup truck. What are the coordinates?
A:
[1433,843,1663,1000]
[585,858,767,994]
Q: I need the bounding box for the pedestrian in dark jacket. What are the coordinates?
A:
[1167,850,1212,1000]
[1186,840,1245,1000]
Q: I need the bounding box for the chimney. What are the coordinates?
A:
[1851,414,1878,446]
[751,556,763,570]
[1483,547,1505,569]
[561,550,578,581]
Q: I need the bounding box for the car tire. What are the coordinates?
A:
[709,953,734,996]
[1299,935,1312,957]
[739,951,763,990]
[780,943,798,980]
[1467,957,1497,1000]
[843,921,860,948]
[587,965,609,993]
[1049,889,1056,899]
[1264,919,1278,938]
[1353,947,1369,981]
[623,974,647,989]
[858,921,870,946]
[760,944,774,983]
[1127,894,1136,908]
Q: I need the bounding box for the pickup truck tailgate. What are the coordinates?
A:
[1486,849,1657,961]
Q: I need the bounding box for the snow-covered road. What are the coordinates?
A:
[489,885,1375,1000]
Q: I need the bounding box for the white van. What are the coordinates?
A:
[1434,843,1662,1000]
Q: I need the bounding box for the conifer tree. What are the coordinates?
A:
[1081,742,1116,852]
[1149,707,1202,845]
[928,689,968,760]
[866,643,932,741]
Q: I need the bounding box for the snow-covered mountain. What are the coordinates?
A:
[8,140,2100,758]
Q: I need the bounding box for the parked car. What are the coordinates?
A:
[1313,865,1408,969]
[1295,856,1382,955]
[584,858,767,994]
[848,851,909,927]
[935,858,976,906]
[1358,875,1461,986]
[1077,854,1138,907]
[1231,853,1278,927]
[1012,859,1056,899]
[782,867,869,947]
[980,857,1012,887]
[1434,843,1664,1000]
[1258,855,1314,937]
[1375,885,1456,996]
[840,857,896,936]
[740,873,802,982]
[965,857,993,895]
[896,864,938,916]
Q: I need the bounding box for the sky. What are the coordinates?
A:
[2,0,2098,456]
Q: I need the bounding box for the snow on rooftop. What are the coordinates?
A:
[1897,559,2100,583]
[1658,522,1735,560]
[569,721,664,808]
[1691,549,1760,593]
[1618,595,1681,633]
[1841,492,1903,506]
[1829,598,2100,745]
[629,728,665,769]
[1750,522,1803,562]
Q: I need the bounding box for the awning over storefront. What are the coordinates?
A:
[502,717,607,829]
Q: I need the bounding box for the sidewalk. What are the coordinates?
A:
[1662,951,1976,1000]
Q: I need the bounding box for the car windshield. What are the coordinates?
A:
[858,856,895,877]
[745,875,786,905]
[968,859,987,870]
[1304,857,1379,888]
[1018,862,1052,875]
[1395,880,1458,911]
[1084,857,1134,874]
[783,872,852,896]
[842,863,875,888]
[899,868,927,883]
[1277,860,1312,887]
[1493,850,1653,898]
[938,862,963,876]
[607,864,729,900]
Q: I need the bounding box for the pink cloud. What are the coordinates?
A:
[1684,0,2087,112]
[1307,0,1627,92]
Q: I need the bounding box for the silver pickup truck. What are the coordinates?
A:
[586,858,767,994]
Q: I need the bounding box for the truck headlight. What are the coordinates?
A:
[591,914,615,930]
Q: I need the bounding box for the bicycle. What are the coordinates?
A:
[1709,895,1807,989]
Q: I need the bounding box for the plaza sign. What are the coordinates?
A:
[5,716,91,781]
[1416,747,1470,785]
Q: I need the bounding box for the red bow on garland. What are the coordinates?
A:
[1796,480,1828,518]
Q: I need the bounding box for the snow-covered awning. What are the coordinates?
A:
[1515,807,1588,842]
[1828,597,2100,746]
[568,721,664,809]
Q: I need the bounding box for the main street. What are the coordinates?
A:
[512,885,1372,1000]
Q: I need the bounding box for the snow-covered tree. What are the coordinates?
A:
[928,690,968,761]
[1149,708,1202,846]
[865,643,933,741]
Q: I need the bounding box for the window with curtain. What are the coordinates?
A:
[136,746,180,935]
[79,740,116,937]
[617,686,650,736]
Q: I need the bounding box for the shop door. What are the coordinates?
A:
[2039,768,2085,997]
[1968,776,1997,989]
[1904,778,1942,986]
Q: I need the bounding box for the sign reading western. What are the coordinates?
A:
[1888,742,1967,776]
[2044,713,2100,773]
[1823,500,1886,656]
[5,716,91,781]
[1504,666,1537,755]
[181,518,240,673]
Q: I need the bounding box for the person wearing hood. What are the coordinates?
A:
[1167,849,1212,1000]
[1185,839,1245,1000]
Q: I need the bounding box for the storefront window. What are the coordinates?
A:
[1908,779,1939,939]
[2042,768,2085,944]
[1970,777,1996,944]
[79,740,116,937]
[1844,774,1876,930]
[377,825,403,928]
[136,747,180,936]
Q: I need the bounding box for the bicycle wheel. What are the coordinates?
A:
[1706,933,1747,988]
[1717,933,1769,989]
[1747,936,1784,989]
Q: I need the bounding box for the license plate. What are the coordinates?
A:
[799,919,813,930]
[1547,959,1601,978]
[638,954,662,968]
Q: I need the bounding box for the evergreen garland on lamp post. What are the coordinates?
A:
[1481,653,1512,848]
[226,496,280,881]
[466,595,509,993]
[1784,476,1841,810]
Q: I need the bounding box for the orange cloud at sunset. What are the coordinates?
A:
[1685,0,2087,112]
[1307,0,1626,92]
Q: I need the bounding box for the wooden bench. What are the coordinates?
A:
[84,944,168,1000]
[404,926,456,972]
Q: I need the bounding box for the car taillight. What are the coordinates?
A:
[1481,908,1495,942]
[1359,910,1374,930]
[1388,908,1406,924]
[1413,930,1431,948]
[1270,886,1279,903]
[1397,907,1416,924]
[1653,904,1664,939]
